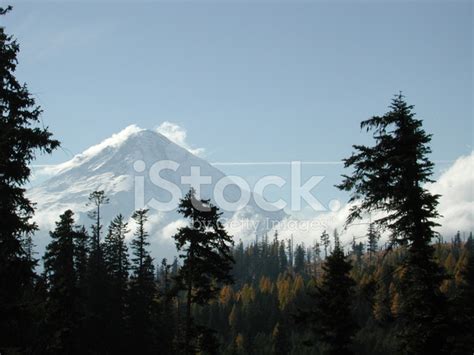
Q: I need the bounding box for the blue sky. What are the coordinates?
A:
[3,0,473,207]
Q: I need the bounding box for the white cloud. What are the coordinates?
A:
[428,151,474,238]
[156,122,205,157]
[161,219,188,241]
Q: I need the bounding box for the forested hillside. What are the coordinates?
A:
[194,231,474,354]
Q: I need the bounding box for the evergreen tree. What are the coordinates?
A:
[451,231,462,259]
[0,6,59,350]
[72,225,88,351]
[321,230,330,258]
[171,256,179,275]
[87,190,109,249]
[173,189,234,354]
[43,210,78,353]
[300,242,357,354]
[294,244,306,274]
[278,240,288,273]
[84,190,109,353]
[73,226,88,300]
[337,94,448,353]
[312,240,322,277]
[103,214,130,352]
[287,236,294,269]
[129,208,157,354]
[157,258,176,354]
[367,223,380,262]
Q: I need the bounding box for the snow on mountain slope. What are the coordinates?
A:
[28,125,285,259]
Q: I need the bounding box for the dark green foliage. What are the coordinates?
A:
[321,230,330,258]
[372,264,394,324]
[397,244,448,353]
[87,190,109,249]
[338,95,440,243]
[199,237,473,354]
[367,224,380,261]
[104,214,130,288]
[72,225,88,351]
[301,243,358,354]
[103,214,130,352]
[129,208,158,354]
[278,239,288,273]
[294,244,306,274]
[338,94,448,353]
[157,258,178,354]
[448,237,474,353]
[0,6,60,352]
[42,210,78,353]
[74,226,89,295]
[272,321,290,355]
[173,189,235,354]
[451,231,462,259]
[84,190,110,353]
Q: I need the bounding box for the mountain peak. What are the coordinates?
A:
[49,125,192,175]
[27,124,285,260]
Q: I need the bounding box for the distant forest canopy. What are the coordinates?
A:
[1,4,474,355]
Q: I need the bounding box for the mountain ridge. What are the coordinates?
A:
[27,125,285,260]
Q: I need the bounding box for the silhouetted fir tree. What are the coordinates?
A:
[84,190,109,353]
[294,244,306,274]
[157,258,177,354]
[103,214,130,352]
[73,226,88,300]
[312,240,322,277]
[321,230,330,258]
[232,240,245,283]
[129,208,157,354]
[367,223,380,262]
[72,225,88,351]
[337,94,448,353]
[287,236,294,268]
[451,230,462,259]
[278,240,288,273]
[0,6,60,351]
[171,255,179,275]
[268,232,280,279]
[173,189,234,354]
[87,190,109,250]
[42,210,79,354]
[300,242,357,354]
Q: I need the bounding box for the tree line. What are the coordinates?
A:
[196,229,474,354]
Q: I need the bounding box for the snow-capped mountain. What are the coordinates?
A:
[28,125,285,259]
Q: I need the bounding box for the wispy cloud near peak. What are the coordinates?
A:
[155,121,205,157]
